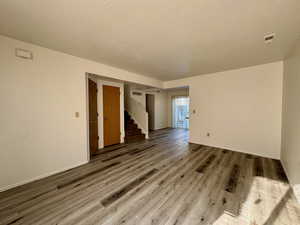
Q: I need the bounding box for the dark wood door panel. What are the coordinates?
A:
[88,79,98,155]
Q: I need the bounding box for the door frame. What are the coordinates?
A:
[171,95,190,129]
[86,74,125,160]
[98,81,125,148]
[85,74,92,162]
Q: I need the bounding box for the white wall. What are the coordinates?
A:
[124,85,149,136]
[0,33,286,192]
[166,88,189,127]
[281,39,300,202]
[130,89,146,108]
[124,85,168,130]
[149,91,168,130]
[0,35,162,191]
[164,62,283,159]
[124,85,147,108]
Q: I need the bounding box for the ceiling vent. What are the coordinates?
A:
[264,33,275,43]
[15,48,33,60]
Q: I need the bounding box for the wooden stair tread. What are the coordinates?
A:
[124,111,145,143]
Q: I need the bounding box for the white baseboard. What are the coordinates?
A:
[0,160,88,192]
[189,139,280,160]
[153,126,169,131]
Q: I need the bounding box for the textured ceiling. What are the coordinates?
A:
[0,0,300,81]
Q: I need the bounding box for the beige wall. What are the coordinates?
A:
[164,62,283,159]
[150,91,168,130]
[124,85,168,130]
[0,35,162,191]
[130,89,146,108]
[166,88,189,127]
[281,40,300,202]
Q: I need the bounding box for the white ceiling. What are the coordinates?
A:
[0,0,300,81]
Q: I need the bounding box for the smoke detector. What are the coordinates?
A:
[264,33,275,43]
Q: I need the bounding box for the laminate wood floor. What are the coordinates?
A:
[0,128,299,225]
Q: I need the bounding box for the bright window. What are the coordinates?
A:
[172,96,189,129]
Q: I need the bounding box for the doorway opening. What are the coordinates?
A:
[146,94,155,131]
[172,96,189,129]
[87,74,124,160]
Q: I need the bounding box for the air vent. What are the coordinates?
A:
[132,92,142,96]
[264,33,275,43]
[15,48,33,60]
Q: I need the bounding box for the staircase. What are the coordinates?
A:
[125,111,145,143]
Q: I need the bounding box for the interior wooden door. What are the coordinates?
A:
[88,79,99,155]
[103,85,120,146]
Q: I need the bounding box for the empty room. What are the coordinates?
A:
[1,1,300,224]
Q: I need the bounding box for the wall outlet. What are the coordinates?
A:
[206,132,210,137]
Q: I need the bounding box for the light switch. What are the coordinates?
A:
[75,112,80,118]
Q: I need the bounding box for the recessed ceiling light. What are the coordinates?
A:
[264,33,275,43]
